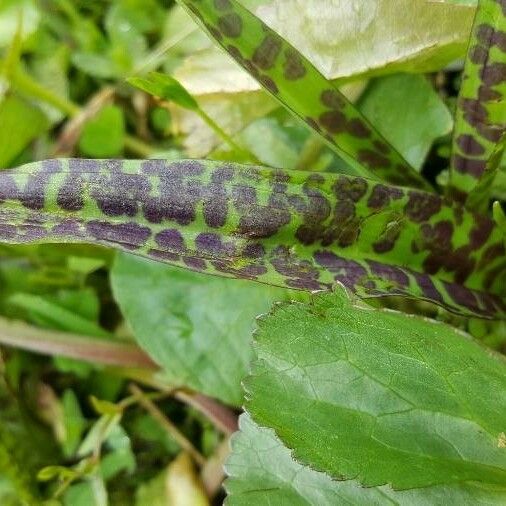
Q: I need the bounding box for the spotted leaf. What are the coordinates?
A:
[449,0,506,208]
[0,158,505,318]
[177,0,430,190]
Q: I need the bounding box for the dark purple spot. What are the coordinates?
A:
[470,45,488,65]
[321,89,345,110]
[283,49,306,80]
[346,119,371,138]
[86,221,151,249]
[214,0,232,10]
[218,13,242,38]
[319,110,347,134]
[334,176,368,202]
[253,35,282,69]
[183,257,207,270]
[196,233,234,257]
[258,75,279,94]
[357,149,390,170]
[453,155,486,177]
[405,191,442,222]
[368,261,410,288]
[482,62,506,86]
[155,229,185,252]
[456,134,486,156]
[148,249,180,262]
[367,184,404,209]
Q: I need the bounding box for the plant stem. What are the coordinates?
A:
[0,317,157,369]
[129,383,206,467]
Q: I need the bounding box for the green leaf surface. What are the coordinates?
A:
[111,253,293,406]
[449,0,506,207]
[359,74,453,170]
[79,105,125,158]
[225,413,506,505]
[0,158,505,320]
[244,288,506,489]
[0,95,48,168]
[178,0,429,189]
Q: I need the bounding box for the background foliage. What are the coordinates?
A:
[0,0,505,504]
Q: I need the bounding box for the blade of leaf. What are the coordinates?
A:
[0,158,504,318]
[448,0,506,207]
[244,288,506,489]
[177,0,430,190]
[225,413,506,504]
[467,131,506,211]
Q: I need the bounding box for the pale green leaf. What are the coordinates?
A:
[245,288,506,489]
[111,253,297,406]
[225,414,506,505]
[359,73,453,170]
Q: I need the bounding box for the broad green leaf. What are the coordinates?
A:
[0,95,48,168]
[449,0,506,207]
[359,73,453,170]
[178,0,429,189]
[79,105,125,158]
[0,158,505,319]
[244,288,506,489]
[128,72,199,111]
[225,413,506,505]
[111,253,292,405]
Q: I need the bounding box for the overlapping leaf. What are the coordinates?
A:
[177,0,429,189]
[0,158,504,318]
[449,0,506,208]
[244,289,506,490]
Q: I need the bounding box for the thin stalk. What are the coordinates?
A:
[0,317,157,369]
[129,383,206,467]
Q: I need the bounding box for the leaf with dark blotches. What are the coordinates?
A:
[449,0,506,209]
[1,158,505,319]
[176,0,430,190]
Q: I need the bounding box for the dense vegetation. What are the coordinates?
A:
[0,0,505,504]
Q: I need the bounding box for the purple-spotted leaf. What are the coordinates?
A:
[177,0,430,190]
[244,288,506,490]
[449,0,506,208]
[0,158,504,318]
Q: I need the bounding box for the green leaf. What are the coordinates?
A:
[225,413,506,505]
[359,73,453,170]
[244,288,506,489]
[127,72,199,111]
[79,105,125,158]
[253,0,475,80]
[448,0,506,206]
[178,0,429,189]
[111,253,293,405]
[0,158,505,319]
[0,95,48,168]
